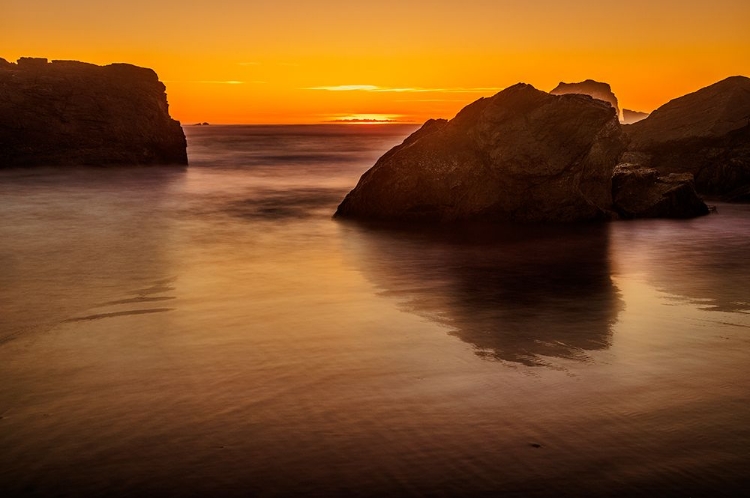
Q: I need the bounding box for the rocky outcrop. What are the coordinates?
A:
[550,79,620,120]
[336,83,626,223]
[624,76,750,199]
[0,57,187,166]
[622,109,649,124]
[612,163,709,218]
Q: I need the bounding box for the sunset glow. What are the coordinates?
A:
[3,0,750,495]
[328,114,403,123]
[3,0,749,123]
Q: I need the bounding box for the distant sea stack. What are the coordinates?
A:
[622,109,649,124]
[551,80,620,121]
[624,76,750,200]
[0,57,187,166]
[336,84,626,222]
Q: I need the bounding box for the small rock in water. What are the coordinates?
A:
[611,164,709,219]
[529,443,542,448]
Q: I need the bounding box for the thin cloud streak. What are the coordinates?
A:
[310,85,380,91]
[328,118,400,123]
[395,98,468,102]
[323,113,408,123]
[164,80,256,85]
[305,85,505,93]
[198,80,245,85]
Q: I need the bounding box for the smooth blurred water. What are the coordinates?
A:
[1,125,749,497]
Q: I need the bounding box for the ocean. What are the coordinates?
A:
[1,124,749,496]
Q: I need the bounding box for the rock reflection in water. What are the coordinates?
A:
[340,221,623,366]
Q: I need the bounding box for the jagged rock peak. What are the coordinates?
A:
[550,79,620,120]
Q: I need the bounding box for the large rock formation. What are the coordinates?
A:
[612,163,709,218]
[624,76,750,199]
[0,57,187,166]
[550,79,620,121]
[336,83,626,222]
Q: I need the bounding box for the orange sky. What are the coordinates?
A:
[3,1,749,124]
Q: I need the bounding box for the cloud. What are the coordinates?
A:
[164,80,244,85]
[305,85,505,93]
[238,61,299,67]
[163,80,266,85]
[324,113,407,123]
[189,81,246,84]
[309,85,381,91]
[394,98,468,102]
[328,118,400,123]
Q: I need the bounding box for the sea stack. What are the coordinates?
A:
[624,76,750,200]
[550,79,621,121]
[0,57,187,166]
[336,83,626,222]
[622,109,649,125]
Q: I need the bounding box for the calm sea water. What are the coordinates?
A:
[1,125,749,497]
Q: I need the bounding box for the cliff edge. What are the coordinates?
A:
[0,57,187,166]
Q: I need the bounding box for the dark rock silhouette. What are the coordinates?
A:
[0,57,187,166]
[612,163,709,218]
[622,109,649,124]
[624,76,750,199]
[551,79,620,120]
[336,83,625,222]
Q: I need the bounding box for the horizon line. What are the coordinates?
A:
[181,121,424,126]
